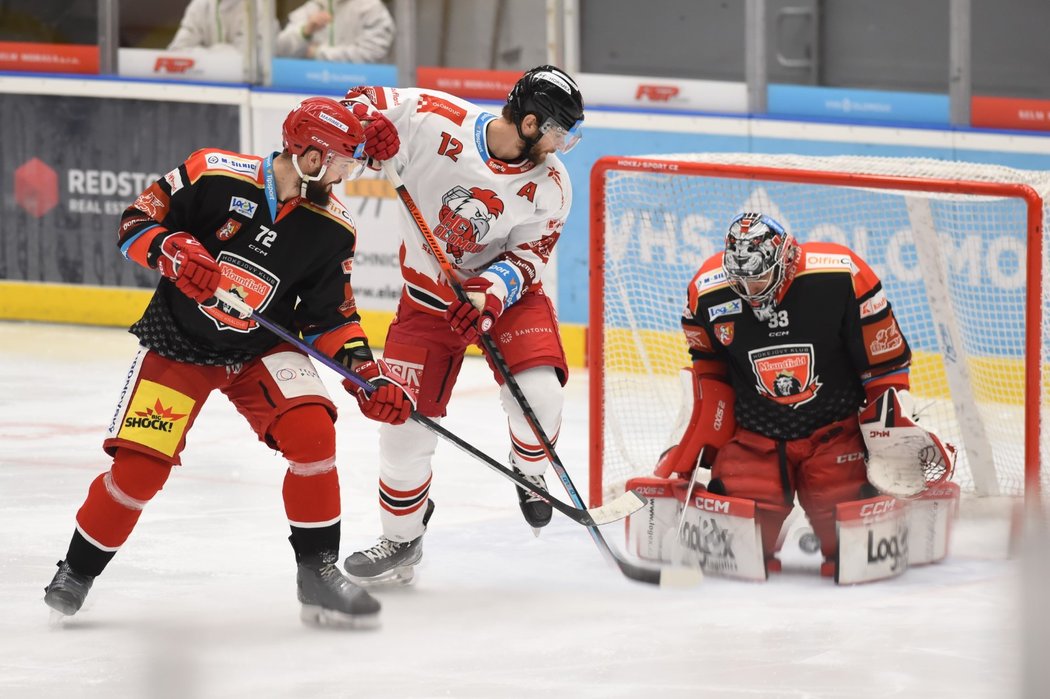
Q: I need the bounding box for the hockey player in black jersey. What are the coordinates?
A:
[43,97,413,627]
[654,212,954,578]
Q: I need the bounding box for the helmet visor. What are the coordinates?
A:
[324,153,358,179]
[540,117,583,153]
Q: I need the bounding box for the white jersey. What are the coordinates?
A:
[345,86,572,315]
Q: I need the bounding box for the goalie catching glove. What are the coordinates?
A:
[153,232,222,303]
[859,387,956,498]
[344,359,415,425]
[445,276,505,343]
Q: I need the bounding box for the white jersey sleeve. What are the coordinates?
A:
[342,85,572,313]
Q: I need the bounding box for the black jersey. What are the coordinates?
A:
[682,242,911,440]
[117,149,365,366]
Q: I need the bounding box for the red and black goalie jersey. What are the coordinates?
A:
[682,242,911,440]
[116,149,366,366]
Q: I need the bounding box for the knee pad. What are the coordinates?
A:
[271,404,336,466]
[110,448,173,503]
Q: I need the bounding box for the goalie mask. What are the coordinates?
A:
[722,212,798,314]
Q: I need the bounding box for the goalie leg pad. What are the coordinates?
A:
[834,495,910,584]
[624,477,683,562]
[906,481,960,565]
[677,487,769,581]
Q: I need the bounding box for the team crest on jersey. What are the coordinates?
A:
[216,218,242,241]
[714,322,735,346]
[434,185,505,264]
[748,344,822,408]
[200,252,280,332]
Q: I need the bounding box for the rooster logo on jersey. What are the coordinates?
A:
[434,186,505,263]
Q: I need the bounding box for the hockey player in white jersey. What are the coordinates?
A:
[340,65,585,585]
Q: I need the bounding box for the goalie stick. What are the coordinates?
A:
[210,288,639,528]
[381,161,700,588]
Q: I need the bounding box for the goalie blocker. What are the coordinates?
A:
[625,478,959,584]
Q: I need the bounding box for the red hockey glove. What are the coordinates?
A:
[155,232,221,304]
[348,102,400,162]
[345,359,415,425]
[444,277,505,344]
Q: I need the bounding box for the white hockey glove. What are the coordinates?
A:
[859,387,956,498]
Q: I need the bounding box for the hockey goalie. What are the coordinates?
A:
[625,212,959,584]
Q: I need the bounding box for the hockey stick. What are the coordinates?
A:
[210,288,638,528]
[669,448,707,578]
[381,161,700,588]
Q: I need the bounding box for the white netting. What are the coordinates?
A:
[592,153,1050,503]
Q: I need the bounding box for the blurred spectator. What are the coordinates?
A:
[276,0,394,63]
[168,0,279,53]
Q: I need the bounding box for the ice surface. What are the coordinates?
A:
[0,321,1033,698]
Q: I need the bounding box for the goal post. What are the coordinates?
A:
[588,153,1048,508]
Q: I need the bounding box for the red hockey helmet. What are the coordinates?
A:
[282,97,365,163]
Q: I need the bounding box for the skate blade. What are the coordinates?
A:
[48,609,74,627]
[299,604,380,630]
[345,565,417,589]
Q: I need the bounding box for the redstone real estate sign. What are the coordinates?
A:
[0,93,239,287]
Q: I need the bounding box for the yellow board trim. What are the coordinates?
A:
[0,280,591,367]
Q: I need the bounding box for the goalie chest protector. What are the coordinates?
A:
[684,245,910,440]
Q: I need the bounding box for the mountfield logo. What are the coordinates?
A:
[125,399,188,433]
[14,158,59,218]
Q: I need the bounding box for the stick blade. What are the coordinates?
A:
[658,566,705,589]
[586,491,647,525]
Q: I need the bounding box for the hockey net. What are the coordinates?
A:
[589,153,1050,508]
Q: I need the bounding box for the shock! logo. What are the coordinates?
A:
[116,380,195,457]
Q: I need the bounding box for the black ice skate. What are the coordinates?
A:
[344,499,435,587]
[44,560,94,616]
[514,467,553,534]
[297,550,381,629]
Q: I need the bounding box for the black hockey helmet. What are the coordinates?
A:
[506,65,584,153]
